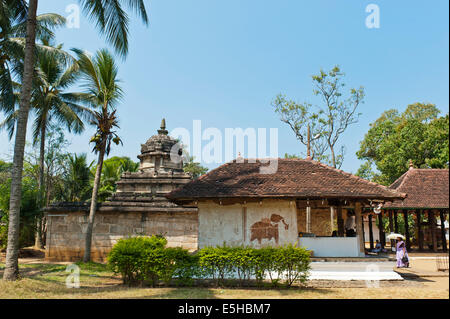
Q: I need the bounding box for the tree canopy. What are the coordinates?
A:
[356,103,449,185]
[273,66,364,168]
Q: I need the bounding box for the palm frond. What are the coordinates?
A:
[80,0,148,57]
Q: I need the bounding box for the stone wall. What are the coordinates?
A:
[198,199,298,248]
[45,211,198,262]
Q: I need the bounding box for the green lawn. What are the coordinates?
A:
[0,262,448,299]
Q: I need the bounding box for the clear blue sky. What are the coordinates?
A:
[1,0,448,174]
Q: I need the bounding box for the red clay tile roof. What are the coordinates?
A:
[384,168,449,209]
[167,159,406,201]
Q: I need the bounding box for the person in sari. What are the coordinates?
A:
[396,237,409,268]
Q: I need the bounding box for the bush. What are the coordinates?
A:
[197,246,234,285]
[277,244,311,286]
[197,245,310,287]
[107,235,198,287]
[107,235,167,285]
[108,237,311,288]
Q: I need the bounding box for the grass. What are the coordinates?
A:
[0,262,448,299]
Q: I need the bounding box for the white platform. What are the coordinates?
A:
[309,261,404,281]
[299,236,362,257]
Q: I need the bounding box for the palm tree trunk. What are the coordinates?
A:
[34,124,46,249]
[83,144,106,262]
[3,0,39,282]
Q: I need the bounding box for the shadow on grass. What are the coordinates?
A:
[1,262,337,299]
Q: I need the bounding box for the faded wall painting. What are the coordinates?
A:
[250,214,289,244]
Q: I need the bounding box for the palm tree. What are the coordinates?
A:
[3,0,148,281]
[1,5,66,124]
[1,39,93,248]
[57,153,93,202]
[74,49,123,262]
[31,40,92,248]
[2,0,38,282]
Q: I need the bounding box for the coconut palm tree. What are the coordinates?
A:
[31,41,92,247]
[1,39,93,248]
[1,7,66,129]
[2,0,38,282]
[74,48,123,262]
[3,0,148,281]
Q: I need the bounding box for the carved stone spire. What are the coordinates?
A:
[158,118,168,135]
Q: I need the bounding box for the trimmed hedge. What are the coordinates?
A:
[107,236,310,287]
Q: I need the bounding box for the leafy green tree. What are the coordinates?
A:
[0,159,40,251]
[355,161,379,181]
[357,103,449,185]
[273,66,364,168]
[284,153,301,159]
[55,153,93,203]
[93,156,139,201]
[183,155,208,179]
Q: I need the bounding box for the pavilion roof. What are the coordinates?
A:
[167,158,406,202]
[383,168,449,209]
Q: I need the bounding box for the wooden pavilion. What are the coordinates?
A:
[368,162,449,252]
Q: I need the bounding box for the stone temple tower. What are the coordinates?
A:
[44,119,198,262]
[111,119,193,200]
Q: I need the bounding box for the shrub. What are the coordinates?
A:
[197,245,311,287]
[197,245,234,286]
[108,235,199,287]
[108,237,311,288]
[171,249,201,286]
[251,247,283,287]
[228,246,254,286]
[277,244,311,287]
[107,235,167,285]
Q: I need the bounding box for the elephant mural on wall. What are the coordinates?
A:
[250,214,289,245]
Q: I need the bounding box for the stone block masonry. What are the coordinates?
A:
[45,211,198,262]
[44,120,199,262]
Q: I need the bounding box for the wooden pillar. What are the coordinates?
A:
[361,215,366,249]
[416,210,424,250]
[368,214,374,250]
[355,202,365,255]
[394,211,399,233]
[337,204,344,237]
[439,210,447,252]
[403,210,411,250]
[306,206,311,233]
[389,210,395,249]
[330,206,335,234]
[428,210,438,252]
[242,206,247,243]
[378,212,385,249]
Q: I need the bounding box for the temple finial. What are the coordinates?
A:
[409,159,414,170]
[158,118,168,135]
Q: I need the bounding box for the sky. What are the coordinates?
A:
[1,0,448,174]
